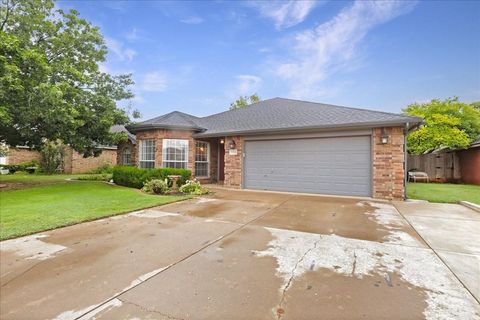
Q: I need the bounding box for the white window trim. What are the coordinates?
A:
[162,139,189,169]
[195,141,210,178]
[139,139,155,169]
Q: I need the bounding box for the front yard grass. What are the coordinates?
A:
[0,172,81,190]
[0,181,190,240]
[407,182,480,205]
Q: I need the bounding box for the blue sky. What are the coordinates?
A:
[57,0,480,120]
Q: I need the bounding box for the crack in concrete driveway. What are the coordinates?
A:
[1,188,479,320]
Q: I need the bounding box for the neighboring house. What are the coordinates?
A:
[458,136,480,185]
[111,125,137,167]
[125,98,421,200]
[407,135,480,185]
[4,145,117,174]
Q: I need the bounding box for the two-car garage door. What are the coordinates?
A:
[243,136,372,197]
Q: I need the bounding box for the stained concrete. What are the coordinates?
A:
[1,188,479,319]
[1,212,241,319]
[254,196,426,247]
[394,201,480,303]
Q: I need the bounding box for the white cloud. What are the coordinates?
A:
[125,28,139,41]
[105,37,137,62]
[141,71,168,92]
[132,94,146,104]
[180,16,204,24]
[276,0,416,99]
[250,0,319,29]
[235,75,262,95]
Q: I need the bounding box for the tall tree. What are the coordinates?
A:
[229,93,261,110]
[403,97,480,154]
[0,0,135,156]
[471,101,480,111]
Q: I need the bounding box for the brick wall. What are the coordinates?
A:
[223,136,243,188]
[135,129,196,173]
[117,141,137,166]
[7,146,117,173]
[372,126,406,200]
[65,147,117,174]
[458,148,480,185]
[7,148,41,164]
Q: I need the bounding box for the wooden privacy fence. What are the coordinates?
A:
[407,152,462,183]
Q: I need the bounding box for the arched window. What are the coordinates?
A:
[122,147,132,166]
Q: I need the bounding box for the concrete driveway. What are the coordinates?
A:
[1,187,479,320]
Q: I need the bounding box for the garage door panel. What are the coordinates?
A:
[244,136,371,197]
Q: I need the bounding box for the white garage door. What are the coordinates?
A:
[244,136,372,197]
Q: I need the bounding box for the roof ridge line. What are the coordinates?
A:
[201,97,275,120]
[275,97,415,118]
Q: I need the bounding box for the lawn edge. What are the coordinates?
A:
[0,195,193,242]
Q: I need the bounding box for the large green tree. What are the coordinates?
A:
[403,97,480,154]
[0,0,135,156]
[229,93,261,110]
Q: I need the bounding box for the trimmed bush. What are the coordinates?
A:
[89,163,114,174]
[77,173,113,181]
[2,161,39,174]
[179,180,209,195]
[142,179,170,194]
[112,166,191,189]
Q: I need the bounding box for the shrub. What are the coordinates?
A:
[40,140,65,174]
[2,161,39,174]
[179,180,209,195]
[112,166,191,189]
[77,173,113,181]
[89,163,113,174]
[142,179,170,194]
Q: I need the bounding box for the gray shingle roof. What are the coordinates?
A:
[128,98,421,137]
[131,111,203,131]
[110,125,136,144]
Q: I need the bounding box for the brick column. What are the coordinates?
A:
[372,126,406,200]
[224,136,243,188]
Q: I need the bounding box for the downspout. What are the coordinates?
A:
[404,123,409,200]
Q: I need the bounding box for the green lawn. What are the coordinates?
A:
[0,172,82,190]
[407,182,480,205]
[0,181,190,240]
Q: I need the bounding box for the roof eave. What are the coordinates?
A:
[127,123,206,133]
[192,118,422,138]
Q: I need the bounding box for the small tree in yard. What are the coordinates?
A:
[229,94,261,110]
[403,97,480,154]
[40,140,65,174]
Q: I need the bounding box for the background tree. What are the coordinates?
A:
[0,0,137,156]
[229,93,261,110]
[471,101,480,111]
[403,97,480,154]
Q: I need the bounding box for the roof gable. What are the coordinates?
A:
[130,111,204,131]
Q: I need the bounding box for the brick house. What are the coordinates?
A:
[3,146,117,174]
[123,98,421,200]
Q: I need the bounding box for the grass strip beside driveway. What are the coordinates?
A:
[0,181,190,240]
[407,182,480,204]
